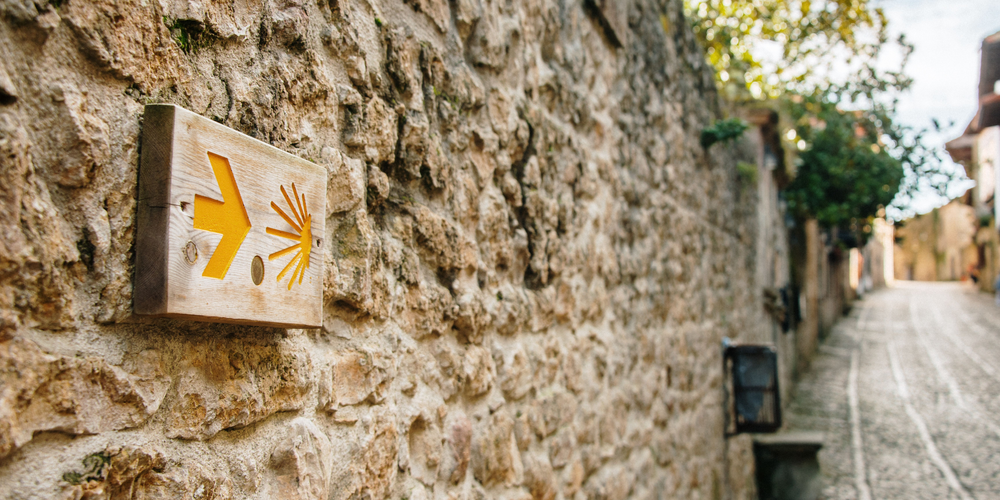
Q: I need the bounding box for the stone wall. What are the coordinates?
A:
[0,0,767,498]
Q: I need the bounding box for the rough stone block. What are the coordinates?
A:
[267,418,334,500]
[0,339,167,459]
[322,348,395,409]
[64,446,232,499]
[471,411,522,487]
[165,339,311,440]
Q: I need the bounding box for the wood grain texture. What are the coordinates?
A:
[134,104,326,328]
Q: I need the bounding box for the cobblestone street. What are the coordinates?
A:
[786,281,1000,500]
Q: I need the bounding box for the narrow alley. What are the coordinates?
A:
[788,282,1000,499]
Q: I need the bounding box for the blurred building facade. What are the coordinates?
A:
[946,31,1000,290]
[893,200,978,281]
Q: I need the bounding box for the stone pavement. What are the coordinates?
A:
[784,281,1000,500]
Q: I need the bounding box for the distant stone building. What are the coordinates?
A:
[894,200,978,281]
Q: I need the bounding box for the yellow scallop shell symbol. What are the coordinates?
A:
[266,183,312,290]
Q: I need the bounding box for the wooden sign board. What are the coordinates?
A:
[135,104,326,328]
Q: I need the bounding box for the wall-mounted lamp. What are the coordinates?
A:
[723,339,781,435]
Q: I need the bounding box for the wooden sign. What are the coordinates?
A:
[135,104,326,328]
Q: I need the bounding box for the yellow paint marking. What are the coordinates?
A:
[290,255,306,285]
[267,182,312,290]
[292,184,305,222]
[270,201,301,233]
[193,152,252,279]
[280,185,303,226]
[267,227,301,241]
[276,252,302,282]
[268,242,299,261]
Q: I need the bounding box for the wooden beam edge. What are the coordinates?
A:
[147,311,322,329]
[133,104,177,316]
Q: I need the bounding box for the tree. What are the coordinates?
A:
[683,0,893,101]
[781,94,903,231]
[685,0,959,238]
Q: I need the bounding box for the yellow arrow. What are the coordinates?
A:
[193,152,252,279]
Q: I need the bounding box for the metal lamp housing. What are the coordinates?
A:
[725,344,781,434]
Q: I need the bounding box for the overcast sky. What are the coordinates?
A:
[875,0,1000,215]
